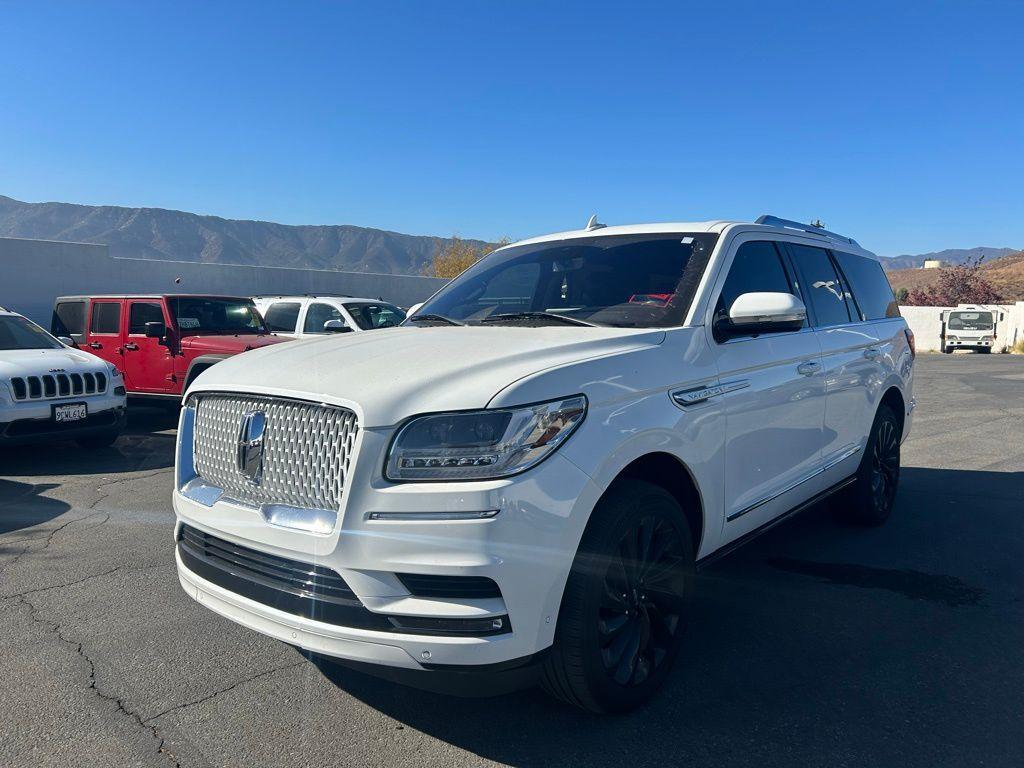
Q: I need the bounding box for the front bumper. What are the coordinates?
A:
[0,396,127,446]
[173,424,602,669]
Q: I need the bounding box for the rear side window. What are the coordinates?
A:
[303,302,344,333]
[53,301,86,336]
[787,244,853,327]
[264,302,301,332]
[90,302,122,334]
[129,302,165,334]
[833,252,900,320]
[715,241,796,320]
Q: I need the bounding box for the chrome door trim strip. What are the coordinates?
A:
[671,379,749,407]
[726,445,861,522]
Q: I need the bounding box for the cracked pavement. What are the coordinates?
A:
[1,356,1023,768]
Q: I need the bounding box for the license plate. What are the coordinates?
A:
[53,403,88,423]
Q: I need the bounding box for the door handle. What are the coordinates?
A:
[88,342,102,349]
[796,360,821,376]
[124,343,139,351]
[863,346,880,360]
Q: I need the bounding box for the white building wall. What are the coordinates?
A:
[1,237,447,326]
[900,302,1024,352]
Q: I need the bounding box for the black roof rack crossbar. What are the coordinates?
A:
[755,215,859,246]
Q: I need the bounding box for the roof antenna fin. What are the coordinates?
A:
[585,214,606,231]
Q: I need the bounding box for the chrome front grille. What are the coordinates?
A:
[192,394,358,511]
[9,371,108,401]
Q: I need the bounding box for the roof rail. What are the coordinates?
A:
[755,215,859,246]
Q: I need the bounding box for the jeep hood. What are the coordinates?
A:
[187,326,665,427]
[0,347,113,379]
[179,333,288,355]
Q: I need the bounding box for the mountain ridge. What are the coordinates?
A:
[0,195,489,275]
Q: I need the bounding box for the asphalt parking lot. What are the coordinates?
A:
[2,354,1022,768]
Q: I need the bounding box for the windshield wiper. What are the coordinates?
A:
[479,312,598,327]
[406,313,465,326]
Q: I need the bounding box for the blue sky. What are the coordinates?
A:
[2,0,1022,256]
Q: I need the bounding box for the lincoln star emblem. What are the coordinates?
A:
[236,411,266,484]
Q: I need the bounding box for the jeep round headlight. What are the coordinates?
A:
[385,396,587,481]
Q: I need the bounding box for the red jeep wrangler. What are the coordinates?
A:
[51,295,287,400]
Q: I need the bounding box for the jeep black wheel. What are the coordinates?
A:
[541,479,694,713]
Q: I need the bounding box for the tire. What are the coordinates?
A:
[942,346,953,354]
[844,404,901,526]
[76,429,121,449]
[979,347,991,354]
[541,479,695,713]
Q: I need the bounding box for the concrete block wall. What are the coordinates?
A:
[1,237,448,326]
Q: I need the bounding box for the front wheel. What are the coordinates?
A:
[541,479,694,713]
[844,405,901,526]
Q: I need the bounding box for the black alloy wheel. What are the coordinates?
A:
[542,479,694,713]
[598,515,686,687]
[847,404,901,526]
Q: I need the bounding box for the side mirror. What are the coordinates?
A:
[323,319,352,333]
[57,336,75,347]
[717,292,806,338]
[144,321,167,339]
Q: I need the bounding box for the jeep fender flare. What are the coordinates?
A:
[184,354,231,390]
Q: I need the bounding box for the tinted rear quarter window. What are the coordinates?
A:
[90,302,122,334]
[264,302,301,332]
[834,252,900,320]
[787,244,853,327]
[53,301,86,337]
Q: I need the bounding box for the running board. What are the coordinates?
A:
[696,475,857,571]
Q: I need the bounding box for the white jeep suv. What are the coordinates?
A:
[173,216,915,712]
[1,307,127,448]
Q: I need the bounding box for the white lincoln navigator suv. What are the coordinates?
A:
[173,215,915,712]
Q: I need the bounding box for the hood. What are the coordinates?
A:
[188,325,665,426]
[0,347,113,379]
[180,333,289,355]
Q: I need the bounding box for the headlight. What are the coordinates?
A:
[385,395,587,481]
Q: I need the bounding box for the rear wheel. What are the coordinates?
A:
[541,479,694,713]
[845,405,901,526]
[942,346,953,354]
[979,347,992,354]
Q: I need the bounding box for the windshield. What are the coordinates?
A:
[0,315,63,350]
[169,297,268,335]
[412,233,718,328]
[947,311,993,331]
[344,302,406,330]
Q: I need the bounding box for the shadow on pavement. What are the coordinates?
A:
[0,405,177,477]
[310,466,1023,768]
[0,479,71,537]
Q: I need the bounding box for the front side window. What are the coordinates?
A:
[947,311,994,331]
[0,315,63,350]
[715,240,797,322]
[344,302,406,330]
[788,244,853,327]
[414,233,718,327]
[303,302,344,333]
[90,301,122,334]
[129,302,165,334]
[170,297,267,335]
